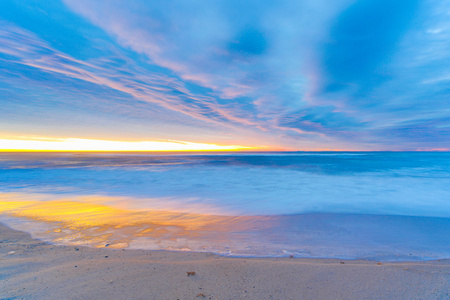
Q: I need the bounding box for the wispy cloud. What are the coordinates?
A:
[0,0,449,150]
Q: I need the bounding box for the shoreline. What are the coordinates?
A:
[2,196,449,262]
[1,223,449,299]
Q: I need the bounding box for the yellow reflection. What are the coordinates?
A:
[0,138,253,152]
[0,193,273,249]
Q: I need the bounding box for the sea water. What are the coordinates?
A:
[0,152,449,261]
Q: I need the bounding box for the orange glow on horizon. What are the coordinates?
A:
[0,137,258,152]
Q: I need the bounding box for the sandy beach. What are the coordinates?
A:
[2,0,450,297]
[1,223,448,300]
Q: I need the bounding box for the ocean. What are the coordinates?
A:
[0,152,449,261]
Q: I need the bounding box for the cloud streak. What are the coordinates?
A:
[0,0,449,150]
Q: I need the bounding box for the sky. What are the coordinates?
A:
[0,0,449,151]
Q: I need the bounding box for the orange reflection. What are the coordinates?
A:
[0,193,274,250]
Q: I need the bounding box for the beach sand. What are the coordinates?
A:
[1,223,449,300]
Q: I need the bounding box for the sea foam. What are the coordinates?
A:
[0,152,449,260]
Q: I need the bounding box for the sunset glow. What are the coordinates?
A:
[0,138,253,152]
[1,1,448,150]
[0,3,449,296]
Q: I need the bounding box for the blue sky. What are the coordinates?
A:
[1,0,449,150]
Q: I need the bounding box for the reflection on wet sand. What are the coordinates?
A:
[0,192,274,252]
[1,192,449,260]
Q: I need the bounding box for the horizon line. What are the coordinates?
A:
[0,150,449,153]
[0,137,448,153]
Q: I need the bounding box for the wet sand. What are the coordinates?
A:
[1,223,449,300]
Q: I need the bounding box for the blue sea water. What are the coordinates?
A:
[0,152,449,260]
